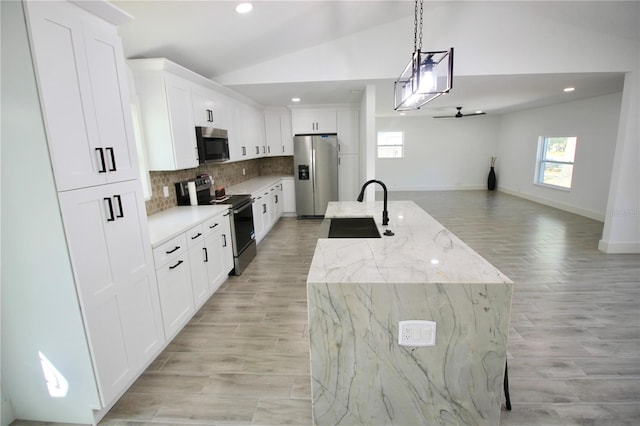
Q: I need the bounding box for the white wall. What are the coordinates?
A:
[497,92,622,221]
[376,115,500,191]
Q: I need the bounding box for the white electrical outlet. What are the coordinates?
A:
[398,320,436,347]
[163,186,170,198]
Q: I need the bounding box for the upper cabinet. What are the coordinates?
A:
[337,109,360,154]
[129,58,267,169]
[128,62,198,171]
[291,109,337,135]
[26,0,139,191]
[264,108,293,156]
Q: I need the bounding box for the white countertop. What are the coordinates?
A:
[308,201,512,284]
[147,205,230,248]
[226,175,293,195]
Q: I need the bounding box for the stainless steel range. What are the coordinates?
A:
[176,177,256,275]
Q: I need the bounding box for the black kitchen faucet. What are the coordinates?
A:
[357,179,389,226]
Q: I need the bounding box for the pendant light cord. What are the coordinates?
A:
[413,0,424,52]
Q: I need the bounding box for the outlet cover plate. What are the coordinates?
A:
[398,320,436,347]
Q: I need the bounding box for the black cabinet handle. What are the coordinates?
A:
[96,148,107,173]
[191,232,202,240]
[223,211,230,217]
[275,195,278,204]
[255,146,259,155]
[242,146,246,156]
[114,194,123,218]
[262,204,267,214]
[203,247,208,262]
[169,260,183,270]
[268,146,270,154]
[104,197,115,221]
[166,246,180,254]
[222,234,227,247]
[207,109,213,122]
[209,223,219,229]
[106,147,116,171]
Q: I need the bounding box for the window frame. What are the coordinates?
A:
[377,131,404,159]
[534,136,578,191]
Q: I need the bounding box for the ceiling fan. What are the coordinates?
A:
[433,107,486,118]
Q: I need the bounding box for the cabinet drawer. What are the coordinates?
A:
[185,223,205,248]
[203,209,230,237]
[153,233,187,268]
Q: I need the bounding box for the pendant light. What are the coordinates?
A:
[394,0,454,111]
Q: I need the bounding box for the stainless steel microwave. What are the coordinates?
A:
[195,127,229,163]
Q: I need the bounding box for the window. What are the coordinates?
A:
[377,131,404,158]
[535,136,577,189]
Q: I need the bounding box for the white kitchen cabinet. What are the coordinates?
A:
[265,108,294,156]
[231,101,264,160]
[339,154,361,201]
[191,86,216,127]
[58,179,164,407]
[154,233,194,340]
[281,111,294,155]
[337,109,360,154]
[273,182,284,219]
[25,0,139,191]
[186,223,209,309]
[281,177,296,216]
[291,108,337,134]
[252,193,267,244]
[203,210,232,294]
[128,63,198,171]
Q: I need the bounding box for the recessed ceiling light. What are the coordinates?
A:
[564,87,576,92]
[235,3,253,14]
[291,97,300,102]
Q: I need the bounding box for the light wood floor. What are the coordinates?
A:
[16,191,639,425]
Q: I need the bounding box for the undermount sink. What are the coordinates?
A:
[327,217,381,238]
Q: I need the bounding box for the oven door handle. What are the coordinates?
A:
[233,199,254,214]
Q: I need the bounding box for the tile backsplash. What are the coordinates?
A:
[145,156,293,216]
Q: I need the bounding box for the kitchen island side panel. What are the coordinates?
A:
[307,281,513,426]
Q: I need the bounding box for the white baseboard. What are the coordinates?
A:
[498,187,605,222]
[598,239,640,254]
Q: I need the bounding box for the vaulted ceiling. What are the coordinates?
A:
[114,1,638,117]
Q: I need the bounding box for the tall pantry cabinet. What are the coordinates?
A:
[1,1,164,424]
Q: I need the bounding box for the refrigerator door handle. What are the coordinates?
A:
[311,148,316,194]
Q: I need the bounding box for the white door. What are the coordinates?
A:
[25,1,138,191]
[164,74,198,169]
[58,180,164,406]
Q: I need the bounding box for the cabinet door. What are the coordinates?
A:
[339,154,361,201]
[58,180,164,406]
[25,1,138,191]
[252,196,265,243]
[337,109,360,154]
[292,109,337,135]
[192,89,215,127]
[281,111,294,155]
[186,226,209,309]
[264,110,282,157]
[281,178,296,214]
[220,212,235,274]
[204,227,226,294]
[156,251,194,340]
[164,74,198,169]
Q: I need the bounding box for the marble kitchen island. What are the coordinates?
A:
[307,201,513,425]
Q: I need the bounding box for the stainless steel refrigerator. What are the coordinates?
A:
[294,134,339,216]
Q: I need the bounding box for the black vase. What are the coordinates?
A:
[488,166,497,190]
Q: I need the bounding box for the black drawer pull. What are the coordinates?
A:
[106,147,116,171]
[166,246,180,254]
[222,234,228,247]
[114,194,123,218]
[169,260,183,270]
[203,247,208,262]
[191,232,202,240]
[96,148,107,173]
[104,197,115,221]
[223,211,231,217]
[209,223,219,229]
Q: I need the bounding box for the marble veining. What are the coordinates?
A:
[308,200,513,425]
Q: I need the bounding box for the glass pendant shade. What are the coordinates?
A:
[394,48,454,111]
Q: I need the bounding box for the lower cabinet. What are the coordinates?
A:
[281,177,296,216]
[58,180,165,406]
[153,233,194,340]
[153,208,233,339]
